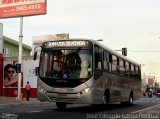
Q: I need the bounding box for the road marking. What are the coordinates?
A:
[131,103,160,114]
[28,110,43,113]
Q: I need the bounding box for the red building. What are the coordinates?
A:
[0,53,3,96]
[0,55,38,98]
[148,77,155,87]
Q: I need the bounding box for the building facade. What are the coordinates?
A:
[3,36,31,57]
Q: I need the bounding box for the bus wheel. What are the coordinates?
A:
[128,93,133,105]
[103,90,110,105]
[56,102,67,110]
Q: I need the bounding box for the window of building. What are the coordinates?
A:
[3,48,10,55]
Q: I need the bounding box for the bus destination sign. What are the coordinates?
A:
[44,41,90,48]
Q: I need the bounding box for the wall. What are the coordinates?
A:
[3,36,32,57]
[0,53,3,96]
[3,56,39,98]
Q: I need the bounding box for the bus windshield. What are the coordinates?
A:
[39,49,92,79]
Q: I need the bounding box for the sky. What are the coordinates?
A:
[1,0,160,82]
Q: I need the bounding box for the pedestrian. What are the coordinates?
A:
[25,81,31,101]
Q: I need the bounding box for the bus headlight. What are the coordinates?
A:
[84,88,90,93]
[38,85,47,94]
[81,88,90,95]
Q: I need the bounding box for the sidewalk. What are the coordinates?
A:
[0,96,38,105]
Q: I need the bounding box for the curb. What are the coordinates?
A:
[0,97,38,106]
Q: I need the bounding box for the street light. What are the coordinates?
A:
[140,64,145,66]
[140,64,146,92]
[140,64,145,78]
[96,39,103,41]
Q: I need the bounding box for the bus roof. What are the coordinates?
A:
[91,39,140,66]
[42,38,140,66]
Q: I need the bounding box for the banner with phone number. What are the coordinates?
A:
[0,0,46,18]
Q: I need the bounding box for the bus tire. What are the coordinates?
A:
[103,90,110,105]
[56,102,67,110]
[128,92,133,105]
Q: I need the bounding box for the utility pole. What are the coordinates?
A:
[17,17,23,100]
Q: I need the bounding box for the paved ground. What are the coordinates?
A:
[0,96,160,119]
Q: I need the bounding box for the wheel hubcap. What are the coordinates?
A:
[130,96,133,103]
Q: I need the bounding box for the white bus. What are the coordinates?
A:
[34,39,141,109]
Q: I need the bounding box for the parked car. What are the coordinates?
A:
[148,91,152,98]
[143,92,146,96]
[156,89,160,97]
[148,88,153,98]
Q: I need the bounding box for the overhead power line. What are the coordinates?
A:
[128,50,160,52]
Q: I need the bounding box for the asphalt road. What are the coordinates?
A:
[0,96,160,119]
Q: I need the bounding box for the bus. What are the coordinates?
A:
[34,39,141,109]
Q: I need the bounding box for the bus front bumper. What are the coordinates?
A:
[37,87,95,104]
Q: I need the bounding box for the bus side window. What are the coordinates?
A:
[119,58,125,76]
[136,66,141,80]
[138,67,141,80]
[125,62,130,77]
[94,45,103,79]
[117,57,120,74]
[98,61,102,69]
[109,53,112,72]
[130,64,135,79]
[94,45,103,69]
[94,45,98,68]
[112,55,117,73]
[103,51,109,71]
